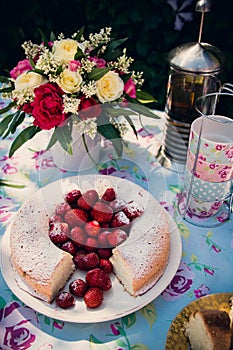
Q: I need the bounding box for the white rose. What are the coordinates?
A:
[14,71,47,91]
[57,69,82,93]
[96,71,124,103]
[53,39,79,62]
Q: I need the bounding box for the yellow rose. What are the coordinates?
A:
[96,71,124,103]
[14,71,47,91]
[57,69,82,93]
[53,39,79,62]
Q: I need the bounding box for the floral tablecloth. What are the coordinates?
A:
[0,109,233,350]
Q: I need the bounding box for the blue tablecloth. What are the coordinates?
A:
[0,110,232,350]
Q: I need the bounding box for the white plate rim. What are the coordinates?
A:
[0,174,182,323]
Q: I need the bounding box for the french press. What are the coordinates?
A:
[156,0,225,173]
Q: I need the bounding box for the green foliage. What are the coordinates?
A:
[0,0,232,111]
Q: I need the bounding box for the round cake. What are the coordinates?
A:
[9,175,170,304]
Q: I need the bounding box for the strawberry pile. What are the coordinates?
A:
[48,186,144,309]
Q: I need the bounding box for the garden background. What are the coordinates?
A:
[1,0,232,109]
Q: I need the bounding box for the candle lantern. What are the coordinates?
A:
[156,0,224,173]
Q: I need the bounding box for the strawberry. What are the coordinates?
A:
[56,292,75,309]
[85,267,112,291]
[107,229,127,247]
[102,187,116,202]
[97,230,111,248]
[84,220,101,237]
[55,202,70,216]
[91,201,113,223]
[49,222,69,244]
[110,198,126,212]
[60,240,77,255]
[85,237,98,251]
[64,208,88,227]
[123,201,144,220]
[110,211,130,228]
[69,279,88,297]
[49,214,62,224]
[80,252,100,270]
[84,287,103,308]
[77,190,99,210]
[70,226,86,246]
[65,189,82,207]
[97,248,112,259]
[99,258,113,274]
[73,249,87,269]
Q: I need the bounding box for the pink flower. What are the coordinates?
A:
[215,144,223,151]
[69,60,82,71]
[89,56,106,68]
[225,147,233,159]
[194,284,210,298]
[124,78,136,98]
[162,261,195,300]
[10,59,33,79]
[0,302,38,349]
[31,83,66,130]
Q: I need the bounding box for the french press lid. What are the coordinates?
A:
[168,42,224,74]
[168,0,224,75]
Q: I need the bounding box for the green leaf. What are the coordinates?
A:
[9,126,41,157]
[169,184,182,194]
[178,222,190,241]
[97,114,123,157]
[88,67,112,81]
[74,47,85,60]
[0,179,25,188]
[116,339,127,347]
[195,265,202,271]
[132,344,149,350]
[89,335,110,350]
[103,106,137,117]
[29,57,36,69]
[0,86,13,93]
[129,103,160,119]
[0,296,7,308]
[73,26,85,41]
[46,129,58,150]
[122,312,136,328]
[54,124,73,154]
[0,75,11,84]
[0,113,15,137]
[136,90,157,103]
[49,31,57,42]
[124,114,138,138]
[106,37,128,52]
[0,101,17,114]
[5,111,26,137]
[139,302,157,329]
[38,29,50,48]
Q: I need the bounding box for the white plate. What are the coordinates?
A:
[0,175,182,323]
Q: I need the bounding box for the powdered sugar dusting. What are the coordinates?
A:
[10,191,69,281]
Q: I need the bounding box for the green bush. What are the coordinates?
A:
[1,0,232,110]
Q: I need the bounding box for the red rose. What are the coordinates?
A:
[31,83,66,130]
[78,96,102,120]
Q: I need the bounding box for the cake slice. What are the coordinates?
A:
[186,309,232,350]
[110,211,170,297]
[10,191,75,303]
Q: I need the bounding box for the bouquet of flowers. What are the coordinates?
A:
[0,27,158,158]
